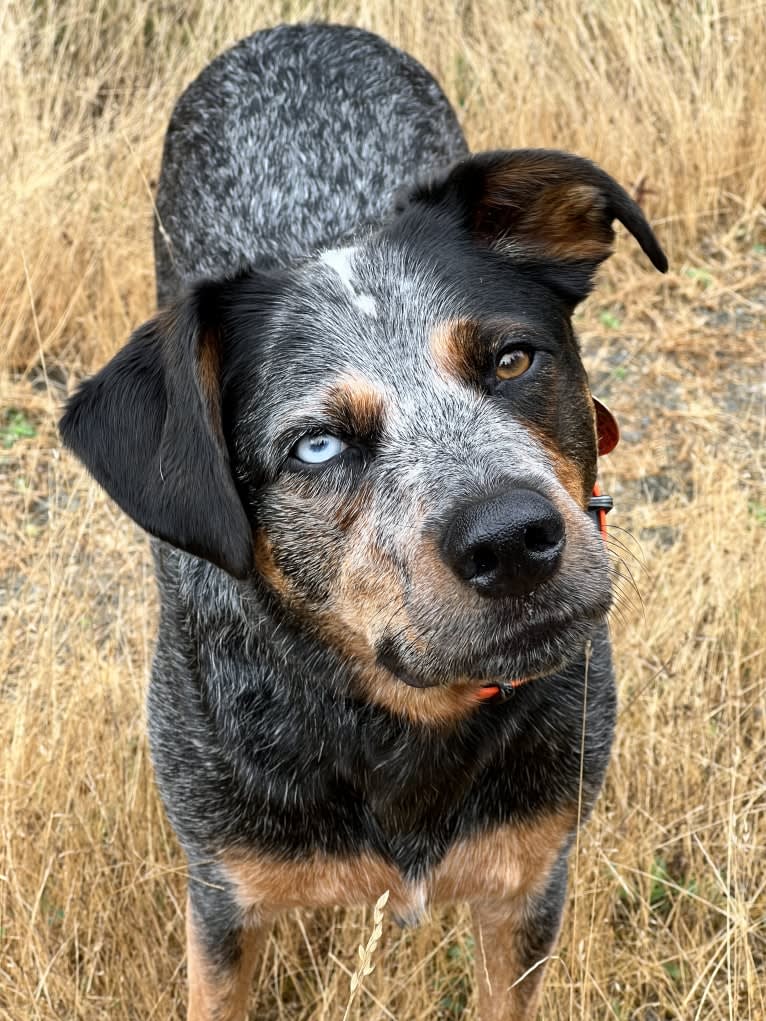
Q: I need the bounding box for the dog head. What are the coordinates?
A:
[61,150,666,712]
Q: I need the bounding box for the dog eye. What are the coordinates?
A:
[292,434,348,463]
[496,348,532,381]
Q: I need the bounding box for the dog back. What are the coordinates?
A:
[154,23,469,305]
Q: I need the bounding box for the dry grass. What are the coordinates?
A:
[1,1,765,1018]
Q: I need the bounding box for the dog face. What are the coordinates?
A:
[225,239,607,691]
[61,150,666,699]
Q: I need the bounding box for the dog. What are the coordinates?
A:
[60,22,667,1021]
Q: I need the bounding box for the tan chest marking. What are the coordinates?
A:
[221,810,576,923]
[222,849,416,920]
[431,809,576,903]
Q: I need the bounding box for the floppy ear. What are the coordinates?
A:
[396,149,668,304]
[59,281,253,578]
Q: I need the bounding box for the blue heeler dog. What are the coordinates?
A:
[60,22,667,1021]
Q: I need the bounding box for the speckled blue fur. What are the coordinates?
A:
[59,22,670,1018]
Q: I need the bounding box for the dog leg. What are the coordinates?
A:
[470,854,568,1021]
[186,890,265,1021]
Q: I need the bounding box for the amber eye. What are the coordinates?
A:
[496,348,532,381]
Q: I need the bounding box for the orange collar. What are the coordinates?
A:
[475,677,532,700]
[476,398,617,703]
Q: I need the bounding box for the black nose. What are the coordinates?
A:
[440,489,565,597]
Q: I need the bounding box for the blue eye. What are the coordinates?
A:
[292,434,348,464]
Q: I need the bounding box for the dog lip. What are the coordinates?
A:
[375,646,439,688]
[384,662,538,692]
[388,666,441,689]
[377,607,608,691]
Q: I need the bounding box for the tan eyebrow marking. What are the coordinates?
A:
[430,318,544,382]
[430,318,481,379]
[322,374,385,438]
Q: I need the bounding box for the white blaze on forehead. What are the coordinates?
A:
[353,293,377,317]
[320,245,378,318]
[320,246,357,295]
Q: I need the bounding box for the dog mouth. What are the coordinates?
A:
[374,612,602,690]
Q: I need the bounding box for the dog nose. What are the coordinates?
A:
[440,489,565,597]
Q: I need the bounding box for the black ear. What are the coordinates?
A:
[59,282,253,578]
[396,149,668,304]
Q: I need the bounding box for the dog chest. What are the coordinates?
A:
[221,809,574,922]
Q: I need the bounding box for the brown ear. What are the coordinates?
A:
[59,281,253,578]
[398,149,667,303]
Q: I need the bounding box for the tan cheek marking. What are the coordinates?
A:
[259,527,402,672]
[332,480,373,532]
[548,446,588,507]
[329,535,485,727]
[522,419,591,508]
[329,530,513,726]
[323,600,483,728]
[221,850,413,918]
[432,809,576,904]
[258,490,487,728]
[253,529,295,600]
[254,527,480,728]
[186,896,262,1021]
[333,539,406,643]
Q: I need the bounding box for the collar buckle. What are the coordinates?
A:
[588,486,613,541]
[476,681,521,703]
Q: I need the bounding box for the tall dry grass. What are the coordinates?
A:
[3,0,766,374]
[1,1,765,1019]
